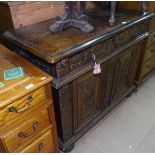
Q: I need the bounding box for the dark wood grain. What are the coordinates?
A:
[1,9,154,152]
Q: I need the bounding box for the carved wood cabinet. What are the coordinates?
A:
[1,9,154,152]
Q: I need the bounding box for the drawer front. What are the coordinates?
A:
[141,56,155,78]
[20,129,54,153]
[0,87,46,125]
[1,108,50,152]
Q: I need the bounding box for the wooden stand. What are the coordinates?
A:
[50,2,94,33]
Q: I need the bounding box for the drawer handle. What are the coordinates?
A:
[18,121,38,138]
[8,96,33,113]
[38,143,43,152]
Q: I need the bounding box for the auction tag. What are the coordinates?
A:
[25,84,34,90]
[4,67,24,80]
[0,82,4,88]
[93,63,101,75]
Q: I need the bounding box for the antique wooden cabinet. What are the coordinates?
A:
[0,45,59,153]
[1,9,155,152]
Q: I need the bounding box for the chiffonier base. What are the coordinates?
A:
[1,9,154,152]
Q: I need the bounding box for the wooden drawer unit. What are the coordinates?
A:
[2,9,154,152]
[1,108,50,152]
[0,45,59,153]
[0,87,46,126]
[20,129,55,153]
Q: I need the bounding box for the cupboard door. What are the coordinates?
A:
[73,63,108,133]
[110,48,133,103]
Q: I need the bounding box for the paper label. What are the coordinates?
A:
[25,84,34,90]
[4,67,24,80]
[93,63,101,75]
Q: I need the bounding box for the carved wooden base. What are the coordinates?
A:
[61,144,75,153]
[50,2,94,33]
[59,138,75,153]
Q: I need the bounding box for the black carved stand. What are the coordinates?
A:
[50,2,94,33]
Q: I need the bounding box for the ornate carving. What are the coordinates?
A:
[56,58,69,78]
[111,48,132,102]
[13,47,52,74]
[84,84,95,111]
[73,71,102,132]
[3,20,148,80]
[128,42,142,87]
[67,21,147,74]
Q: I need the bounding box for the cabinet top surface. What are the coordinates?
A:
[0,44,52,108]
[3,9,155,63]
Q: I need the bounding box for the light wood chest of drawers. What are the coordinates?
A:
[0,44,59,153]
[141,31,155,78]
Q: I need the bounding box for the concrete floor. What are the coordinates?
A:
[72,71,155,153]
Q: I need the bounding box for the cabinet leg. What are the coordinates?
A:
[126,92,132,98]
[61,143,75,153]
[134,87,138,93]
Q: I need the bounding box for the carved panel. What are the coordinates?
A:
[103,57,116,107]
[4,43,56,76]
[127,42,142,88]
[67,21,148,74]
[110,47,133,103]
[73,68,105,133]
[56,58,69,78]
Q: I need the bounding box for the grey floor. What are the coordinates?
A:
[72,71,155,153]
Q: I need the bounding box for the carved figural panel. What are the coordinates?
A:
[110,47,134,103]
[73,69,104,133]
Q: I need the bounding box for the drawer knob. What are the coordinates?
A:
[18,121,38,138]
[38,143,43,152]
[8,96,33,113]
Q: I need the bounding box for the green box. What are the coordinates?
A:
[4,67,24,80]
